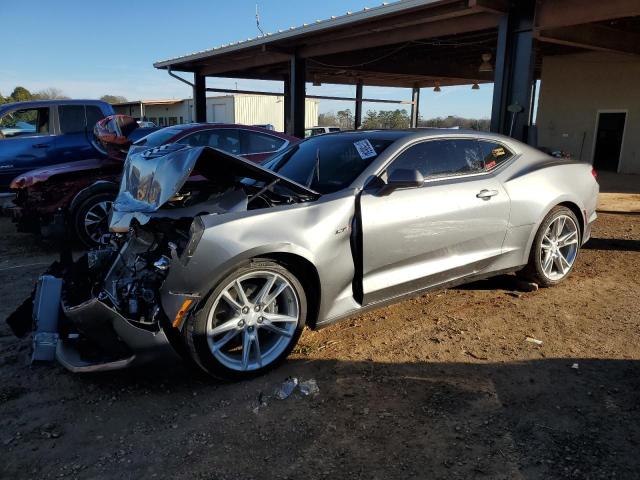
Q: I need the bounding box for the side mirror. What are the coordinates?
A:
[378,168,424,195]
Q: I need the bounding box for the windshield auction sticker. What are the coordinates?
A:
[354,139,377,159]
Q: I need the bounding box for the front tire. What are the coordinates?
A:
[185,259,307,381]
[521,206,581,287]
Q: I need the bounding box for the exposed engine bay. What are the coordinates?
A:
[6,144,318,371]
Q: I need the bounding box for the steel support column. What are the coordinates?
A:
[490,0,536,142]
[354,80,364,129]
[410,86,421,128]
[286,56,306,138]
[283,76,291,133]
[193,73,207,123]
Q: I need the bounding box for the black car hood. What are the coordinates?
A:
[113,144,318,215]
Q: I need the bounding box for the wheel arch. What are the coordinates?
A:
[557,201,585,241]
[176,244,322,331]
[69,180,119,215]
[258,252,322,330]
[523,198,585,262]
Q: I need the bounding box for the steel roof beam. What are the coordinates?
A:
[535,0,640,30]
[535,24,640,56]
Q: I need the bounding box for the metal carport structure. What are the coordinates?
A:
[154,0,640,142]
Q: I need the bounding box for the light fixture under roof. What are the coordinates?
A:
[312,75,322,87]
[433,82,441,92]
[479,53,493,73]
[472,82,480,90]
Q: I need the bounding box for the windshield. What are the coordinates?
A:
[134,127,181,147]
[265,134,394,194]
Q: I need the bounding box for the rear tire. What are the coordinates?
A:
[72,191,116,248]
[520,206,581,287]
[185,259,307,381]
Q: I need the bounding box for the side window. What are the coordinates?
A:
[59,105,86,134]
[242,131,286,154]
[178,129,241,155]
[388,139,483,179]
[478,141,513,171]
[0,107,50,138]
[85,106,105,130]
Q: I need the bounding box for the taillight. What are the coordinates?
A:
[591,168,597,179]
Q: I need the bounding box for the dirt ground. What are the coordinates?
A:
[1,203,639,479]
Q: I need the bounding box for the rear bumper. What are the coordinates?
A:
[582,210,597,245]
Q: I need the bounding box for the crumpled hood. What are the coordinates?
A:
[109,144,318,230]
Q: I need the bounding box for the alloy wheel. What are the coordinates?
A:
[83,200,113,244]
[539,214,579,281]
[206,271,300,371]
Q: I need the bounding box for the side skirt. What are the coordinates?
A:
[315,265,524,329]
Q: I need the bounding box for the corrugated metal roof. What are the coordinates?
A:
[154,0,443,68]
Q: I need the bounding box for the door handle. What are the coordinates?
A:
[476,189,499,200]
[32,143,50,149]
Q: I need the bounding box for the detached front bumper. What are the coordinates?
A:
[8,273,179,373]
[59,297,176,372]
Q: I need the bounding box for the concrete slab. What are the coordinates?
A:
[596,172,640,214]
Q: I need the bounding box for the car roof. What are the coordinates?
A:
[0,99,108,111]
[305,129,411,141]
[322,128,521,144]
[167,123,297,140]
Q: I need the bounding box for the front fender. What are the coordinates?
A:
[160,191,357,326]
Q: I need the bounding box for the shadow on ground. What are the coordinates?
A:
[1,355,639,480]
[584,237,640,252]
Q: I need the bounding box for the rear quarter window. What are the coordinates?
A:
[86,106,105,130]
[478,141,514,171]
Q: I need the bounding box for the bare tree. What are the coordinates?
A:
[100,95,128,104]
[33,88,70,100]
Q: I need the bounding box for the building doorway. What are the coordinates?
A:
[212,104,227,123]
[593,111,626,172]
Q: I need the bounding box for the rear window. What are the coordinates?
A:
[134,127,181,147]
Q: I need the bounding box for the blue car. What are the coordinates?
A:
[0,100,117,190]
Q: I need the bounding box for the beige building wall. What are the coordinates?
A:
[537,51,640,173]
[233,95,319,131]
[139,95,319,132]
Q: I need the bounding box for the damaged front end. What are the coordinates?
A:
[7,143,317,372]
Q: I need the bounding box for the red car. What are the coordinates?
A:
[6,117,297,246]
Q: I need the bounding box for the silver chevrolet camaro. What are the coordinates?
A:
[8,129,599,380]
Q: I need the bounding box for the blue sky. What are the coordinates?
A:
[1,0,493,118]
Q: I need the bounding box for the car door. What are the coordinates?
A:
[0,106,56,189]
[358,138,511,305]
[239,129,287,163]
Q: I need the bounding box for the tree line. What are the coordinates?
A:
[318,109,490,131]
[0,86,127,105]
